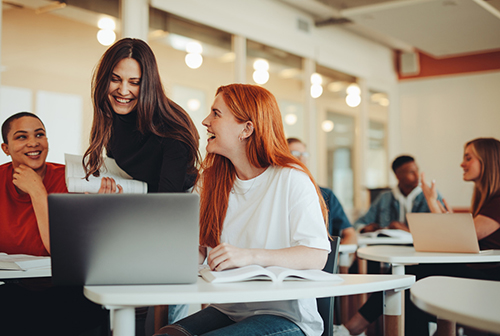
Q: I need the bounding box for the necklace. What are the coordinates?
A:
[231,176,258,195]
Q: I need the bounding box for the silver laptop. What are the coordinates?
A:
[49,193,199,285]
[407,213,481,253]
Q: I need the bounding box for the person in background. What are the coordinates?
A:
[287,137,357,245]
[156,84,330,336]
[0,112,109,336]
[336,138,500,336]
[83,37,201,332]
[354,155,443,233]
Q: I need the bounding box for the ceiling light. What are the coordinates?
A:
[284,113,297,125]
[346,83,361,96]
[98,17,116,30]
[253,70,269,85]
[346,94,361,107]
[187,99,201,111]
[322,120,334,132]
[311,73,322,85]
[97,29,116,46]
[253,59,269,71]
[185,53,203,69]
[310,84,323,98]
[186,41,203,54]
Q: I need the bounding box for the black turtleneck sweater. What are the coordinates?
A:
[106,111,196,193]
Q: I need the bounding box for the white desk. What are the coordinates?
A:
[410,276,500,334]
[0,267,51,280]
[357,245,500,275]
[357,246,500,336]
[357,235,413,247]
[84,274,415,336]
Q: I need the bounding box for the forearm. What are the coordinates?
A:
[251,245,328,270]
[30,189,50,253]
[340,227,358,245]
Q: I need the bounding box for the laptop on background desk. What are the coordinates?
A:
[407,213,490,254]
[49,193,199,286]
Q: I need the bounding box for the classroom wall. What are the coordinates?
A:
[398,71,500,207]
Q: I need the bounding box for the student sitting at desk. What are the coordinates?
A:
[0,112,110,336]
[354,155,443,233]
[155,84,331,336]
[335,138,500,336]
[287,137,357,245]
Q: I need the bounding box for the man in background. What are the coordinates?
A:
[355,155,443,233]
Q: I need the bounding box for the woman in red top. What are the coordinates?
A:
[1,112,67,255]
[0,112,109,336]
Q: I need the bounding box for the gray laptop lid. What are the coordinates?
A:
[407,213,480,253]
[49,193,199,285]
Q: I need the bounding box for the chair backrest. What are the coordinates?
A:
[316,236,340,336]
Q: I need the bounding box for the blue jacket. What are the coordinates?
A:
[354,189,443,230]
[320,187,352,236]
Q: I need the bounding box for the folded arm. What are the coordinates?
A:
[207,243,328,271]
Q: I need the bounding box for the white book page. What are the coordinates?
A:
[64,154,147,193]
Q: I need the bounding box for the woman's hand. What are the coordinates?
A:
[421,172,452,213]
[12,164,45,197]
[98,177,123,194]
[207,243,254,271]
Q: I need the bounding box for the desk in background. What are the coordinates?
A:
[411,276,500,335]
[85,274,415,336]
[357,246,500,336]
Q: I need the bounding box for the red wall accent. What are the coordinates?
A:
[397,49,500,81]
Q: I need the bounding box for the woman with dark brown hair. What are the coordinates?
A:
[83,37,200,193]
[155,84,331,336]
[83,37,201,332]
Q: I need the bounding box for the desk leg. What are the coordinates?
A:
[111,307,135,336]
[384,264,405,336]
[383,289,402,336]
[436,319,455,336]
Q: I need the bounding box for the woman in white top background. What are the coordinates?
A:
[155,84,331,336]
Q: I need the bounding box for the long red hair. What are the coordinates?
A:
[199,84,327,247]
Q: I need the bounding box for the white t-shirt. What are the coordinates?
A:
[211,165,330,336]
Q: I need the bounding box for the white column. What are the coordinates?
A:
[303,58,317,178]
[232,35,246,84]
[354,78,369,210]
[121,0,149,41]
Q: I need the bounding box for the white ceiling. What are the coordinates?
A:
[280,0,500,58]
[4,0,500,58]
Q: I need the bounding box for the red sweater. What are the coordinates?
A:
[0,162,67,256]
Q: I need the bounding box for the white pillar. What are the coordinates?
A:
[232,35,246,84]
[121,0,149,41]
[303,58,317,178]
[355,78,369,210]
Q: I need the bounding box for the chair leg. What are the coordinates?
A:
[154,305,169,333]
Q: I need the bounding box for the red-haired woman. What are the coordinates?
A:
[155,84,331,336]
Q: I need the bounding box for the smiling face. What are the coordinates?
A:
[395,161,420,194]
[1,116,48,172]
[202,93,246,160]
[107,58,141,115]
[461,144,482,182]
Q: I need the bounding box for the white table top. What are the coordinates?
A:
[357,245,500,265]
[357,236,413,246]
[84,274,415,308]
[0,267,51,280]
[339,244,357,254]
[410,276,500,333]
